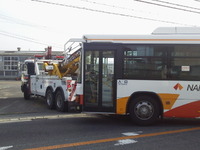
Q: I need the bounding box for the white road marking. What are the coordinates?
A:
[115,132,141,146]
[0,146,13,150]
[122,132,139,136]
[114,139,138,146]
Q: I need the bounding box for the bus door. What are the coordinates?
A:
[84,50,115,112]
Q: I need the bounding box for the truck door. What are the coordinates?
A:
[34,62,45,96]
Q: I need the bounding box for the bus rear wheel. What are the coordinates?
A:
[129,95,160,126]
[55,90,68,112]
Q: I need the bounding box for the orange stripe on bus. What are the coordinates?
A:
[158,94,179,110]
[116,97,129,114]
[116,94,180,115]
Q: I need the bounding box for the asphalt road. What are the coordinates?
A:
[0,81,200,150]
[0,80,62,117]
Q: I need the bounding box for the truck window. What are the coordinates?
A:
[27,63,35,75]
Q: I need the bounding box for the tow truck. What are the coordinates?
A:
[21,46,81,112]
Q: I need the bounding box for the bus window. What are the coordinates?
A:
[169,45,200,80]
[123,45,167,80]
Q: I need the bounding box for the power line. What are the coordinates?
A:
[151,0,200,11]
[80,0,136,11]
[81,0,200,13]
[0,30,37,41]
[0,30,63,49]
[0,13,46,28]
[79,0,154,15]
[31,0,197,26]
[134,0,200,14]
[80,0,200,15]
[0,32,47,46]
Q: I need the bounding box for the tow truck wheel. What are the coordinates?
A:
[23,85,30,100]
[24,91,30,100]
[46,89,55,109]
[55,90,68,112]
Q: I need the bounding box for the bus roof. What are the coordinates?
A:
[83,27,200,44]
[152,27,200,35]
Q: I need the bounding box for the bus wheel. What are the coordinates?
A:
[129,96,160,125]
[46,89,55,109]
[55,90,68,112]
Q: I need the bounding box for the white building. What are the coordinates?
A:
[0,50,63,80]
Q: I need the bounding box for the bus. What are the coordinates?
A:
[66,27,200,125]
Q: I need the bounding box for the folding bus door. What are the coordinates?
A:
[84,50,115,112]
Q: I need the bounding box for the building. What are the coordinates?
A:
[0,50,63,80]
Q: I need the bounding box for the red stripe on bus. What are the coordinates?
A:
[164,100,200,118]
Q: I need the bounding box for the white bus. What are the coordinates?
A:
[69,27,200,125]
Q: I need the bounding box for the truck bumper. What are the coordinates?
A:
[68,101,82,112]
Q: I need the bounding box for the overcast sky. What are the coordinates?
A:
[1,0,200,51]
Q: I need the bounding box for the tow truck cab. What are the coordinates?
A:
[21,59,35,99]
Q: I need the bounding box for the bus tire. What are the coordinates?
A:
[46,89,55,109]
[55,90,68,112]
[129,95,160,126]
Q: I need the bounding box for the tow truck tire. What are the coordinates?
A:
[46,89,55,109]
[55,90,68,112]
[129,95,160,126]
[23,86,30,100]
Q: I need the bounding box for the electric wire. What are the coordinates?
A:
[0,13,46,28]
[151,0,200,11]
[133,0,200,14]
[0,31,63,49]
[79,0,155,15]
[31,0,197,26]
[0,30,38,41]
[81,0,200,12]
[80,0,136,11]
[2,0,200,49]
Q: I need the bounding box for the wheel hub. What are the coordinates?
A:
[56,95,62,108]
[134,101,154,120]
[47,95,52,105]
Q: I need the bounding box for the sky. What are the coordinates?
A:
[1,0,200,51]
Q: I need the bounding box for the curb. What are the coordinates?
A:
[0,113,87,124]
